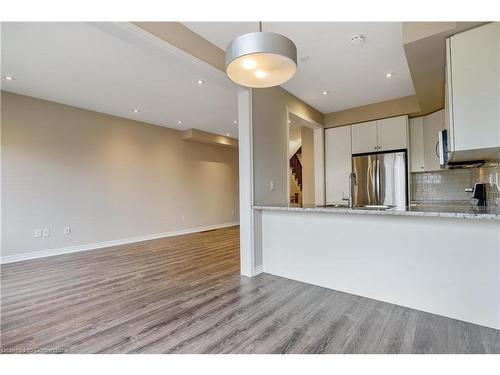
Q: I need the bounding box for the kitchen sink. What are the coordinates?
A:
[321,204,395,210]
[353,205,395,210]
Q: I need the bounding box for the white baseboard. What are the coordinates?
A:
[253,265,263,275]
[1,222,239,264]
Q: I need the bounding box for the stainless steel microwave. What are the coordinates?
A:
[438,129,484,169]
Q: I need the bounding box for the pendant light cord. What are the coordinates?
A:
[259,22,262,32]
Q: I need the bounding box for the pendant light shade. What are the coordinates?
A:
[225,31,297,88]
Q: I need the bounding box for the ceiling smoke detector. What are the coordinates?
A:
[350,35,365,46]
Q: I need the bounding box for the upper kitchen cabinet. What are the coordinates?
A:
[351,121,377,154]
[409,110,445,172]
[377,116,409,151]
[351,116,408,154]
[423,110,445,171]
[409,117,425,172]
[446,23,500,162]
[325,126,352,204]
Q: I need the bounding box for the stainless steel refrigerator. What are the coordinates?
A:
[352,151,407,210]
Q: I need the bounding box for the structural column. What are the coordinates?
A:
[238,88,256,276]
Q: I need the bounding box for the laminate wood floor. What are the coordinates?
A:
[1,226,499,354]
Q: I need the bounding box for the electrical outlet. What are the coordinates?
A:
[231,210,235,216]
[34,229,42,238]
[64,226,71,235]
[42,228,50,237]
[181,215,185,221]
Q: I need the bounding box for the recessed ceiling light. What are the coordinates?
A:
[177,121,182,125]
[385,72,394,78]
[226,133,230,137]
[133,109,140,113]
[288,120,291,124]
[197,79,205,85]
[322,91,330,95]
[3,75,15,81]
[350,35,365,46]
[233,120,237,124]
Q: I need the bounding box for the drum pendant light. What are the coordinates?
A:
[225,22,297,88]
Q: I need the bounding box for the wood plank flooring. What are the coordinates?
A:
[1,226,499,354]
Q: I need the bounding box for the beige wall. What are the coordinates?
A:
[252,87,323,206]
[402,22,486,116]
[1,92,239,257]
[300,126,315,205]
[325,95,421,128]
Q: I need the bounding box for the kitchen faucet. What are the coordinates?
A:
[342,172,357,208]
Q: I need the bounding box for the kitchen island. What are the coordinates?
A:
[256,202,500,220]
[253,203,500,329]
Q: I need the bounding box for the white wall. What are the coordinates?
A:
[260,209,500,329]
[1,92,239,261]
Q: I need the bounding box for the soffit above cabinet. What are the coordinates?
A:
[402,21,487,116]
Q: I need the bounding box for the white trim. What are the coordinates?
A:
[287,107,323,130]
[253,265,264,276]
[314,127,326,206]
[1,222,239,264]
[238,88,255,277]
[286,107,325,207]
[285,110,291,204]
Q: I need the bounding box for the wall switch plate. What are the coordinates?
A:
[42,228,50,237]
[34,229,42,238]
[270,181,276,191]
[64,226,71,235]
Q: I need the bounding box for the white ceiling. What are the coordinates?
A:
[1,22,239,138]
[184,22,415,113]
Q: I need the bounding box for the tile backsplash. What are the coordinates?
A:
[411,163,500,205]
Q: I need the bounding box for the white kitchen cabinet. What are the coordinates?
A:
[446,22,500,161]
[409,110,446,172]
[351,121,377,154]
[423,110,445,171]
[409,117,425,172]
[351,116,408,154]
[325,126,352,204]
[377,116,408,151]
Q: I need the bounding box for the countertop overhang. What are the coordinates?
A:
[253,203,500,220]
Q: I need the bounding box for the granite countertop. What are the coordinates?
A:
[253,202,500,220]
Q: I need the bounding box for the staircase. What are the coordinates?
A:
[289,147,302,204]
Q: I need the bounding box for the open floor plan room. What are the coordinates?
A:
[1,8,500,371]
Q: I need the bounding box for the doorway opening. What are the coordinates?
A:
[286,110,324,207]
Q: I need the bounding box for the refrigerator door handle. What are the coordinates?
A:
[368,158,375,204]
